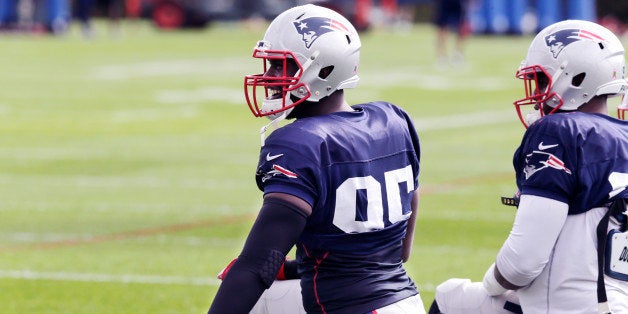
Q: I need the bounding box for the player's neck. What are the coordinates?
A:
[578,96,608,115]
[292,91,353,118]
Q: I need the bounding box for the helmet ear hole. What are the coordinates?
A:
[572,72,586,87]
[319,66,334,79]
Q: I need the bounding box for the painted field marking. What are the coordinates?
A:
[91,58,250,80]
[0,269,221,286]
[413,109,516,131]
[0,269,438,292]
[0,213,254,254]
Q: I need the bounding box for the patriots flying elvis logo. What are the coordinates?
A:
[260,164,298,182]
[293,16,350,49]
[523,150,572,180]
[545,28,605,58]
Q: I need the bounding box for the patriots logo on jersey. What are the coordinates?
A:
[260,164,298,182]
[523,150,572,179]
[545,29,605,58]
[293,16,350,48]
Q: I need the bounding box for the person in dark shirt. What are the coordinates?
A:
[208,4,424,314]
[433,0,469,65]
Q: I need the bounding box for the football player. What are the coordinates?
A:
[433,0,469,65]
[208,4,424,314]
[431,20,628,313]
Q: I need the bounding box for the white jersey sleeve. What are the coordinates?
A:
[495,195,568,287]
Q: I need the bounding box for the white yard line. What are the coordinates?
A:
[155,87,243,105]
[360,70,513,91]
[91,58,250,80]
[413,109,516,131]
[0,269,438,292]
[0,175,244,190]
[0,269,221,286]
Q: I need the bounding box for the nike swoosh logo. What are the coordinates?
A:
[266,153,284,161]
[538,142,559,150]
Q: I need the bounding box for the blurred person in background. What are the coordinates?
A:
[236,0,264,29]
[429,19,628,314]
[395,0,420,29]
[433,0,469,66]
[208,3,424,314]
[75,0,93,37]
[75,0,123,38]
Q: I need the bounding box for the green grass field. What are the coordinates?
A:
[0,19,618,313]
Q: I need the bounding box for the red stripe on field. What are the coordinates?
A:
[0,213,255,254]
[2,172,513,254]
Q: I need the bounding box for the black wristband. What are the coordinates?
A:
[282,259,300,279]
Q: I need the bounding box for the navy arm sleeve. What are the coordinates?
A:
[207,197,308,314]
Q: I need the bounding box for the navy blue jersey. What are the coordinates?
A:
[514,112,628,215]
[255,102,420,314]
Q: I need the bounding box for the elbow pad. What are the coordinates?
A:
[238,197,308,287]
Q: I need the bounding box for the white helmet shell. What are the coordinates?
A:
[244,4,360,119]
[520,20,627,111]
[263,4,360,101]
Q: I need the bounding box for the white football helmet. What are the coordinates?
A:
[244,4,361,119]
[514,20,628,127]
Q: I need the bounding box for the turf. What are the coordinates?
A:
[0,19,614,313]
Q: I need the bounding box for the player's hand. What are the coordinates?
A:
[216,258,289,280]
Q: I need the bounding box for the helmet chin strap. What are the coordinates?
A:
[258,92,295,146]
[525,110,542,126]
[259,111,289,146]
[545,61,568,108]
